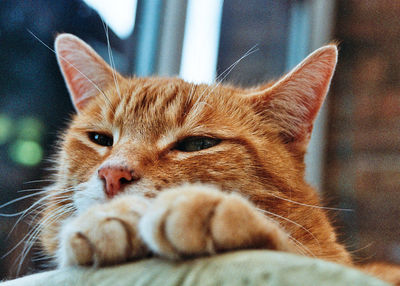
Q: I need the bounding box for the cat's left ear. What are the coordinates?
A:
[248,45,337,153]
[55,34,120,112]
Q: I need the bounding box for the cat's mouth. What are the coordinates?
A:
[72,174,159,214]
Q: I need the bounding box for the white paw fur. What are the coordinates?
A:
[58,184,293,266]
[139,184,292,259]
[57,195,149,267]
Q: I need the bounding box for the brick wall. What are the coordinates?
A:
[326,0,400,263]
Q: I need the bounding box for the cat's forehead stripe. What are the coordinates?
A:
[107,79,199,131]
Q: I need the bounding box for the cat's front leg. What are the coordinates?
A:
[57,195,150,267]
[139,184,297,259]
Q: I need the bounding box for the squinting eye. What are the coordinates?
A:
[88,132,113,147]
[175,137,221,152]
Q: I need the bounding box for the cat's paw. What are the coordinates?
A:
[58,195,150,267]
[139,184,292,259]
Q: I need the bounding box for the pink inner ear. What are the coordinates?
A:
[304,64,334,123]
[57,48,101,111]
[251,45,337,146]
[58,54,90,108]
[73,96,92,111]
[55,34,117,112]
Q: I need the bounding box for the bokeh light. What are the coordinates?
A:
[9,139,43,167]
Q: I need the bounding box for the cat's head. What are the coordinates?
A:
[52,33,337,215]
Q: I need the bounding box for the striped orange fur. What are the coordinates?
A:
[35,34,399,284]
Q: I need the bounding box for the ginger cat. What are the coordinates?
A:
[35,34,399,284]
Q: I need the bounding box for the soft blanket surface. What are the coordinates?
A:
[1,250,389,286]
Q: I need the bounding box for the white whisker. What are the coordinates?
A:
[4,203,74,261]
[101,20,122,100]
[256,207,321,249]
[7,193,73,237]
[268,192,354,212]
[12,204,76,275]
[22,179,56,185]
[4,188,74,237]
[190,45,259,118]
[0,192,44,210]
[216,45,259,84]
[288,235,315,258]
[18,188,46,193]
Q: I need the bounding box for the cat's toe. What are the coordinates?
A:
[59,215,131,266]
[58,196,149,266]
[58,218,96,266]
[67,232,94,265]
[139,185,220,258]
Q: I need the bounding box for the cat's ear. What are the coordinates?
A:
[55,34,119,112]
[249,45,337,152]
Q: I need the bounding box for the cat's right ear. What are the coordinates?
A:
[55,34,119,112]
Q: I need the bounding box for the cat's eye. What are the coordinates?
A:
[88,132,113,147]
[175,137,221,152]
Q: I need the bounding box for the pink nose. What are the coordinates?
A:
[98,166,138,198]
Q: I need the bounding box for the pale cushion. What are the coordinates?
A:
[1,250,389,286]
